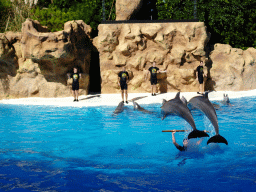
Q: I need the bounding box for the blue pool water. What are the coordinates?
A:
[0,97,255,192]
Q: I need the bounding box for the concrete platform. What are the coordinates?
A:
[1,90,256,107]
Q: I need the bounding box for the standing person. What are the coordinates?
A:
[118,67,129,104]
[68,67,81,102]
[196,61,205,94]
[145,62,166,96]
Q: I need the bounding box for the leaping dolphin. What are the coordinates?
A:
[189,92,228,145]
[113,102,124,115]
[161,92,209,139]
[133,101,154,114]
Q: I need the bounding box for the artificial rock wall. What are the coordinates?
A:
[210,44,256,91]
[0,19,92,99]
[94,21,210,93]
[1,18,256,99]
[94,21,256,94]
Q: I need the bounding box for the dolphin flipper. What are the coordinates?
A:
[188,129,209,139]
[207,135,228,145]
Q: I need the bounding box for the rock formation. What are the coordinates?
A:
[0,19,92,99]
[210,44,256,91]
[94,21,210,93]
[115,0,143,20]
[115,0,158,20]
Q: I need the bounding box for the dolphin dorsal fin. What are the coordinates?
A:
[162,99,167,106]
[175,92,181,100]
[204,92,209,99]
[133,101,139,109]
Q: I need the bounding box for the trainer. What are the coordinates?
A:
[68,67,81,102]
[118,67,129,103]
[145,62,166,96]
[196,61,205,94]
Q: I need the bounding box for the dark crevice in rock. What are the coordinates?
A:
[89,47,101,94]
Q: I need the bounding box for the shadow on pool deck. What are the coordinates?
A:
[128,96,148,102]
[79,95,101,101]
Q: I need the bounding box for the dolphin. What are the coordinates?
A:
[223,94,230,103]
[221,93,233,106]
[113,102,124,114]
[161,92,209,139]
[188,92,228,145]
[133,101,154,114]
[186,95,220,110]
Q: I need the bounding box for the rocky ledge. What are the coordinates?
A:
[0,19,92,99]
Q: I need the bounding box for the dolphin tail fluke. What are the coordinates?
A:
[207,135,228,145]
[188,129,209,139]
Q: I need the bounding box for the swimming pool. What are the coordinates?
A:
[0,96,255,191]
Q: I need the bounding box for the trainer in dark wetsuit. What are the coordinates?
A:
[196,61,205,94]
[172,132,188,152]
[118,67,129,103]
[172,131,205,152]
[145,62,166,96]
[68,67,81,102]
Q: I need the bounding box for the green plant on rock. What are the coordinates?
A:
[0,0,34,32]
[31,5,74,32]
[1,0,116,35]
[31,0,116,35]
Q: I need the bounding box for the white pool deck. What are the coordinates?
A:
[0,90,255,107]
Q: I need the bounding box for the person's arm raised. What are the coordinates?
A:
[172,131,181,149]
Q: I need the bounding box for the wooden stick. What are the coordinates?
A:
[162,130,186,132]
[162,130,210,133]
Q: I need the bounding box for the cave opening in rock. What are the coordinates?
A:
[130,0,158,20]
[88,48,101,94]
